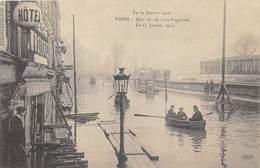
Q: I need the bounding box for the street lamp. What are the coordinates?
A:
[113,68,130,168]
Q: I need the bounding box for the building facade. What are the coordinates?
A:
[200,55,260,74]
[0,1,69,167]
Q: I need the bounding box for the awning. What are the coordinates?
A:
[25,78,51,96]
[22,64,55,79]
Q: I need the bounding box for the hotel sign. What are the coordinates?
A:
[13,2,41,28]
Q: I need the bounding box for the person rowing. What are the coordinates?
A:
[167,105,177,117]
[189,105,204,121]
[176,107,188,120]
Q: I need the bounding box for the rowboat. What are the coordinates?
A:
[165,116,206,130]
[137,89,159,94]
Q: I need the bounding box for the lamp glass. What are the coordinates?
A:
[113,68,130,94]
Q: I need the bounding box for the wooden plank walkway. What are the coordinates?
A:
[98,122,159,168]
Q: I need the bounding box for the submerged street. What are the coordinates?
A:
[75,81,260,168]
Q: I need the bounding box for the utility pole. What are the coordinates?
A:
[216,0,233,111]
[164,72,168,115]
[73,14,78,143]
[0,101,2,166]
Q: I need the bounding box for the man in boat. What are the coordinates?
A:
[189,105,204,121]
[167,105,176,117]
[176,107,188,120]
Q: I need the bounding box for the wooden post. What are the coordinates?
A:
[72,14,78,143]
[221,0,226,84]
[216,0,233,109]
[0,97,2,166]
[164,72,168,115]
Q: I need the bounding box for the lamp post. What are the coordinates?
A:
[113,68,130,168]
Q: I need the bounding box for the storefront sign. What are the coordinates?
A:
[13,2,41,28]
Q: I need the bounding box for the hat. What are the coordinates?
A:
[193,105,198,109]
[170,105,175,107]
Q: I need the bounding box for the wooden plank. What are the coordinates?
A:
[54,148,77,153]
[49,152,84,156]
[126,152,145,156]
[111,132,129,135]
[56,165,87,168]
[55,154,84,160]
[128,129,136,136]
[65,112,99,118]
[98,123,118,156]
[48,160,87,167]
[141,146,159,161]
[99,123,159,168]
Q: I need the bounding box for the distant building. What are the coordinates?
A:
[200,55,260,74]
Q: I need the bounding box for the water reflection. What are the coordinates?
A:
[77,81,260,168]
[166,125,206,153]
[218,104,230,168]
[144,93,155,104]
[219,124,228,168]
[145,93,155,100]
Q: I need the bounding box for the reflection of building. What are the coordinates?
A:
[135,68,171,81]
[134,68,170,93]
[0,1,69,167]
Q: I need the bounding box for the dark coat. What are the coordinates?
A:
[177,111,188,120]
[9,116,26,164]
[190,111,204,121]
[167,109,177,117]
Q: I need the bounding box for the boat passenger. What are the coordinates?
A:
[189,105,204,121]
[167,105,176,117]
[177,107,188,120]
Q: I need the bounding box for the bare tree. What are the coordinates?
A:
[233,33,258,56]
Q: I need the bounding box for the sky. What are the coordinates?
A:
[59,0,260,78]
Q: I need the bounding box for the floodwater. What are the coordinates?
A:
[76,81,260,168]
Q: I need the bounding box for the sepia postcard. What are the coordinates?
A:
[0,0,259,168]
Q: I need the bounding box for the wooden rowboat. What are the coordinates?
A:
[165,116,206,130]
[137,89,159,94]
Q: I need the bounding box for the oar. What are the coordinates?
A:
[108,93,115,100]
[203,112,213,116]
[134,114,165,118]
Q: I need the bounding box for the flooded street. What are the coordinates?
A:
[76,81,260,168]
